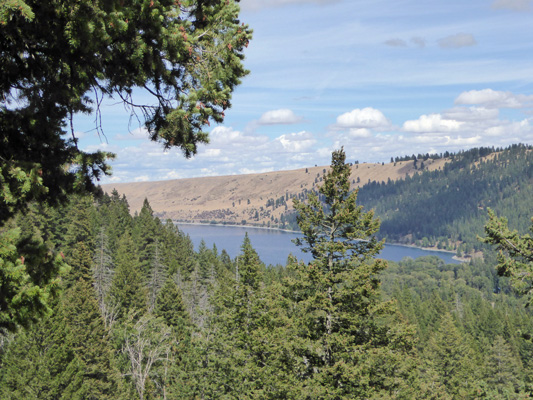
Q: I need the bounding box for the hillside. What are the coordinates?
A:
[103,157,447,227]
[103,144,533,257]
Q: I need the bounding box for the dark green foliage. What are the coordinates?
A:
[60,279,119,399]
[0,0,251,332]
[287,148,419,398]
[154,277,190,337]
[109,231,147,319]
[483,209,533,306]
[0,222,68,332]
[4,155,533,398]
[423,313,480,398]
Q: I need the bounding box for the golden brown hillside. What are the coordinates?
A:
[102,158,448,228]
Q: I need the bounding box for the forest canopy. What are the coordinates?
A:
[0,0,251,331]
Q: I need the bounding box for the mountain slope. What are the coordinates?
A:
[103,158,446,226]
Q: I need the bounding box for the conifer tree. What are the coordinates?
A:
[154,277,193,399]
[483,209,533,306]
[486,335,525,397]
[93,227,116,326]
[109,231,147,320]
[286,148,418,398]
[133,198,160,277]
[60,279,119,399]
[63,196,96,258]
[424,313,479,399]
[148,240,168,312]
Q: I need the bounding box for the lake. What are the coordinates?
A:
[177,223,461,265]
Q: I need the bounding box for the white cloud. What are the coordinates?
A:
[134,175,150,182]
[442,106,499,121]
[258,109,303,125]
[403,114,463,133]
[116,127,149,140]
[336,107,391,130]
[492,0,532,11]
[348,128,372,138]
[210,126,268,146]
[384,38,408,47]
[274,131,316,152]
[455,89,533,109]
[438,33,477,49]
[484,119,533,137]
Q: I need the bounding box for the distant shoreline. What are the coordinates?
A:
[173,220,465,262]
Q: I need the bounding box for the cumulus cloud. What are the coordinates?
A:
[455,89,533,109]
[384,38,408,47]
[274,131,316,152]
[336,107,391,130]
[438,33,477,49]
[258,109,303,125]
[210,126,269,147]
[492,0,532,11]
[348,128,373,138]
[484,119,533,137]
[403,114,463,133]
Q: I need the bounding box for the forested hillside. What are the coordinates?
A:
[1,151,533,399]
[356,144,533,255]
[282,144,533,256]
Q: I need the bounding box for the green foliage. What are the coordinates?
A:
[483,209,533,306]
[287,148,418,398]
[1,0,251,330]
[0,226,67,332]
[60,279,119,399]
[355,144,533,252]
[109,231,147,319]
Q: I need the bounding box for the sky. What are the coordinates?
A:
[77,0,533,183]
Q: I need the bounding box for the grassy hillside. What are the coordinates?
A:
[104,144,533,256]
[103,157,446,227]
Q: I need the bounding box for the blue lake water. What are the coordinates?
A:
[177,224,461,265]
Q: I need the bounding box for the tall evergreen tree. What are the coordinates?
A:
[423,313,479,399]
[286,148,419,398]
[483,209,533,306]
[154,277,193,399]
[486,335,525,397]
[60,279,119,399]
[109,231,147,320]
[133,198,160,277]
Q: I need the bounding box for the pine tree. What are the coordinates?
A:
[154,277,193,399]
[148,240,168,312]
[132,198,160,277]
[486,335,525,396]
[424,313,480,399]
[286,148,419,398]
[483,209,533,306]
[93,227,116,327]
[60,279,119,399]
[109,231,147,320]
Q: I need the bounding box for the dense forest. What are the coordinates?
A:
[280,144,533,257]
[357,144,533,255]
[1,149,533,399]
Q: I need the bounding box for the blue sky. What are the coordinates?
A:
[78,0,533,183]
